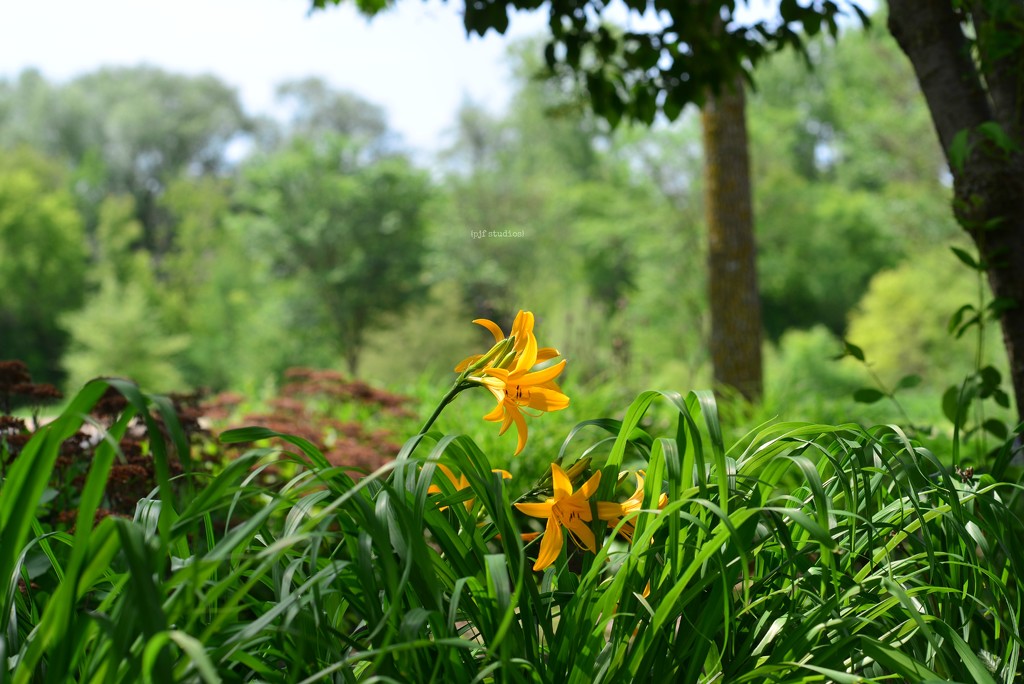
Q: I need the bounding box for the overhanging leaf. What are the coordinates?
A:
[950,246,981,270]
[853,388,885,404]
[948,128,971,172]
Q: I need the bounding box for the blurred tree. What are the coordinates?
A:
[749,23,957,339]
[159,176,243,388]
[765,326,865,414]
[437,96,588,325]
[0,148,87,384]
[433,43,609,327]
[0,70,62,152]
[59,194,189,392]
[757,181,900,338]
[157,175,342,390]
[0,66,249,253]
[607,120,710,389]
[847,247,1008,388]
[441,99,511,176]
[60,277,191,393]
[238,134,431,376]
[274,77,390,144]
[251,76,394,158]
[92,195,151,286]
[159,176,234,321]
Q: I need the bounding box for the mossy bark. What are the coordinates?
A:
[702,78,764,401]
[889,0,1024,422]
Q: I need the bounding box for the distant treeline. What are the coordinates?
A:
[0,27,989,410]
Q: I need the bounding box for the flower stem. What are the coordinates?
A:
[417,374,471,437]
[417,337,512,438]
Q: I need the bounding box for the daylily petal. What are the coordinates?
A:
[598,470,670,542]
[510,406,529,455]
[474,318,505,344]
[472,373,506,392]
[515,461,604,571]
[482,384,506,407]
[511,311,534,350]
[494,401,517,433]
[536,347,559,362]
[483,402,506,423]
[428,464,460,499]
[515,501,554,518]
[526,387,570,412]
[551,463,573,500]
[576,470,603,499]
[516,330,538,371]
[438,464,459,487]
[597,501,623,520]
[566,500,592,522]
[481,367,510,383]
[494,469,513,480]
[520,360,567,387]
[455,354,482,372]
[565,515,597,553]
[534,517,563,570]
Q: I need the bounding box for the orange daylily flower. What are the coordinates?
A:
[514,463,601,571]
[428,464,511,511]
[597,471,669,542]
[454,310,559,373]
[471,332,569,455]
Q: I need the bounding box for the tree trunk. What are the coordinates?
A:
[888,0,1024,423]
[702,77,764,401]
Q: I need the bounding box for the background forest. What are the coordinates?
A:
[0,19,1006,447]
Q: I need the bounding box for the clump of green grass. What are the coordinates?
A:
[2,377,1022,682]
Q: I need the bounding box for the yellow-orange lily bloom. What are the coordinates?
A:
[514,463,601,571]
[455,310,559,373]
[471,331,569,455]
[428,464,511,511]
[597,471,668,542]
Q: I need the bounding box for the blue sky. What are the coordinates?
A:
[0,0,547,154]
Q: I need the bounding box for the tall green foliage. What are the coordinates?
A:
[5,360,1021,680]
